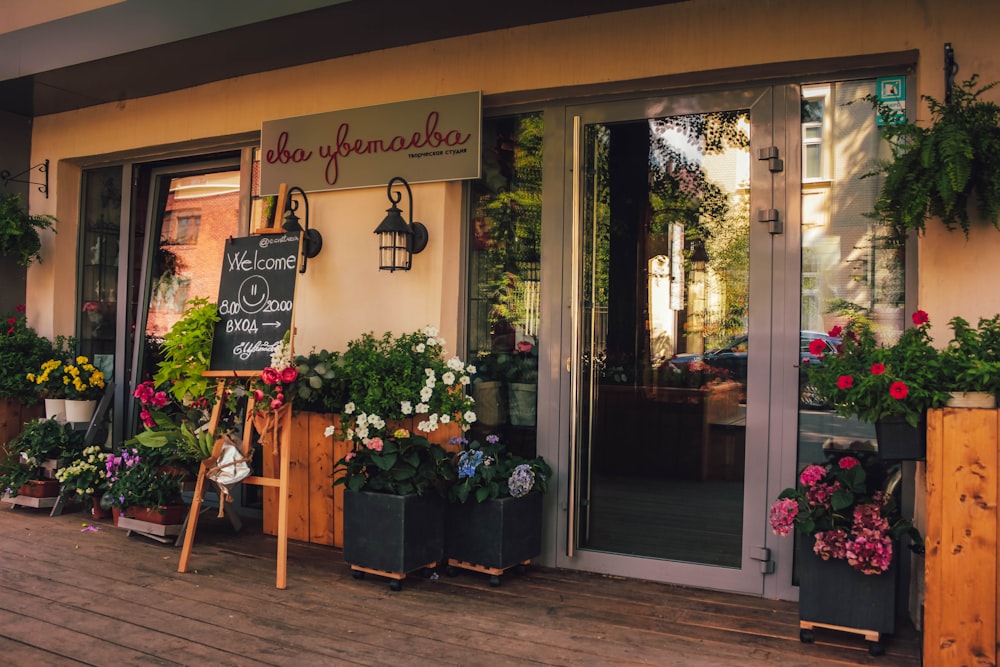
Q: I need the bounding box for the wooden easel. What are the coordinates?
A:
[177,375,294,588]
[178,182,300,589]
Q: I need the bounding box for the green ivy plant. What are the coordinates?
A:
[0,192,56,266]
[866,75,1000,237]
[152,297,219,404]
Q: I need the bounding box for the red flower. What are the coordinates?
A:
[260,367,280,385]
[870,363,885,375]
[6,317,15,325]
[15,304,24,313]
[280,366,298,384]
[836,375,854,390]
[889,381,909,399]
[808,339,827,356]
[912,310,929,326]
[6,327,12,334]
[828,325,843,338]
[838,456,860,470]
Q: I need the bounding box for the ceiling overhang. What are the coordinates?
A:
[0,0,680,117]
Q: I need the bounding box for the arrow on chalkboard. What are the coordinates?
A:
[262,321,283,328]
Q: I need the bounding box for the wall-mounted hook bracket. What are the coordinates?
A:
[0,159,49,198]
[944,42,959,105]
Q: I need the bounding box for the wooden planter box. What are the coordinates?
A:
[17,479,61,498]
[261,411,461,548]
[797,539,896,644]
[924,408,1000,667]
[343,489,445,579]
[124,504,187,525]
[0,399,44,462]
[446,492,542,572]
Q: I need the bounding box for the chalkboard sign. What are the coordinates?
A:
[209,232,300,372]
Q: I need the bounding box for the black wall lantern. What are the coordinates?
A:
[374,176,428,272]
[282,186,323,274]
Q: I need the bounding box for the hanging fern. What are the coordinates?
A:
[865,75,1000,237]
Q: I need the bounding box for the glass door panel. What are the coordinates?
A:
[565,88,783,593]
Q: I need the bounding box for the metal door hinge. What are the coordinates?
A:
[758,146,783,173]
[757,208,782,235]
[751,547,775,574]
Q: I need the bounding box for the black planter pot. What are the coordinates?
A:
[874,415,926,461]
[343,489,445,577]
[446,492,542,572]
[797,539,897,638]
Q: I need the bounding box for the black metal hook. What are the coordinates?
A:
[944,42,959,105]
[0,159,49,198]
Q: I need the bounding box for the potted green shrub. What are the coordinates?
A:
[152,297,219,405]
[330,326,475,590]
[54,445,110,517]
[769,450,921,654]
[0,192,56,266]
[805,310,951,460]
[866,75,1000,237]
[105,444,186,524]
[939,314,1000,407]
[0,418,85,498]
[445,433,551,585]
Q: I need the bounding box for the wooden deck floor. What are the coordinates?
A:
[0,503,922,666]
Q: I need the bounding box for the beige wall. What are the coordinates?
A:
[24,0,1000,351]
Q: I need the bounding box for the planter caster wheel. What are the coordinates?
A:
[352,570,364,580]
[389,580,402,592]
[445,565,458,577]
[799,629,815,644]
[489,575,501,587]
[514,564,528,574]
[868,641,885,657]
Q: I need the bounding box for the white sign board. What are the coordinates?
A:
[260,91,481,194]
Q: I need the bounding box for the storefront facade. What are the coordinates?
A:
[3,0,999,605]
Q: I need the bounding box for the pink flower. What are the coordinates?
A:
[260,367,280,385]
[253,389,265,402]
[805,481,839,509]
[912,310,929,326]
[838,456,860,470]
[366,437,384,452]
[280,367,298,384]
[813,529,849,561]
[836,375,854,390]
[516,340,534,353]
[889,381,909,400]
[133,382,154,404]
[345,452,356,461]
[140,409,155,428]
[269,398,284,409]
[151,391,169,408]
[769,498,799,536]
[870,363,885,375]
[799,464,826,487]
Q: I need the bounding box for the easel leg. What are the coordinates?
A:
[275,407,292,589]
[178,461,208,572]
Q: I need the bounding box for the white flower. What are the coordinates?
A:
[323,425,337,438]
[442,371,456,386]
[423,325,439,338]
[440,414,450,424]
[425,368,435,377]
[415,343,426,353]
[428,413,439,425]
[400,401,413,415]
[344,402,355,415]
[466,364,477,374]
[420,386,433,402]
[416,403,429,413]
[369,414,386,430]
[437,337,446,347]
[426,337,437,347]
[447,356,464,371]
[418,419,438,432]
[425,377,436,389]
[460,375,471,386]
[347,428,355,440]
[464,410,478,423]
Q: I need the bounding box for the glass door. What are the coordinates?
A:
[561,87,793,593]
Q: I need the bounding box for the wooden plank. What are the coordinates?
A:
[307,411,334,546]
[285,410,310,543]
[924,408,998,667]
[333,432,349,548]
